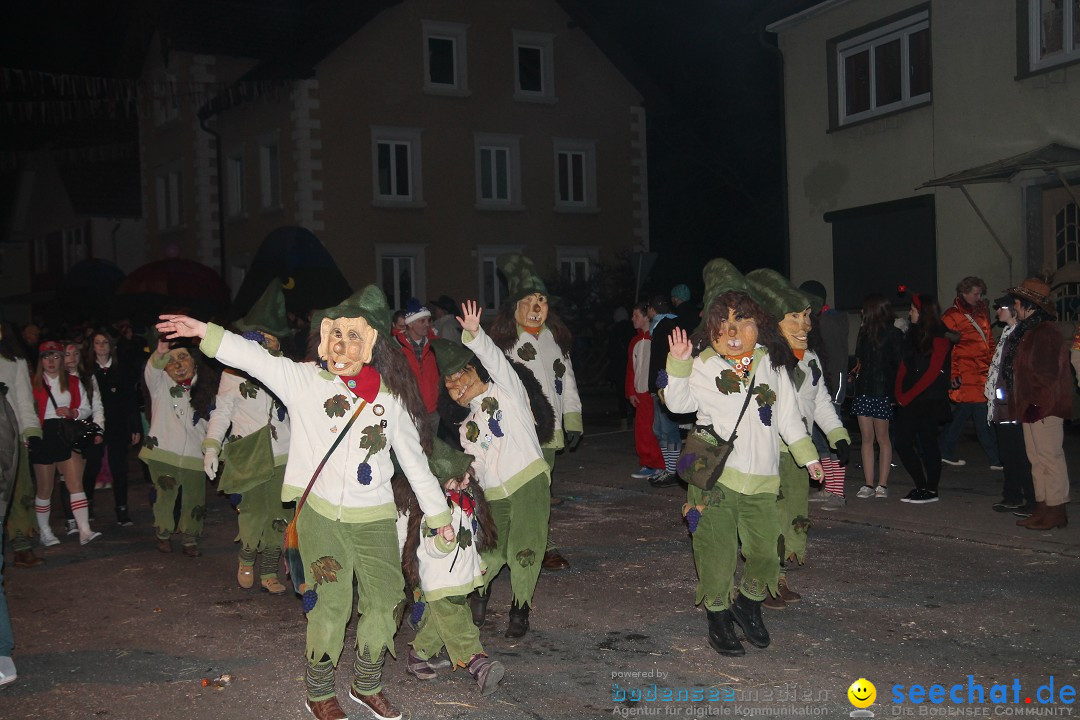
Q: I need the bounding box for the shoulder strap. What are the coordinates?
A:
[726,374,757,442]
[963,312,989,346]
[294,398,367,514]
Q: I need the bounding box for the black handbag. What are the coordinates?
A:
[677,375,755,490]
[45,383,101,452]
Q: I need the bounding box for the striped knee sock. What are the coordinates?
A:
[304,658,336,702]
[70,492,93,535]
[821,458,845,498]
[351,646,384,696]
[35,497,52,535]
[661,446,680,473]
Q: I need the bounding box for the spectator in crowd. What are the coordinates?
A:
[626,303,663,480]
[984,295,1034,514]
[1003,278,1071,530]
[59,340,104,532]
[940,277,1000,470]
[645,294,682,487]
[671,283,700,334]
[894,294,953,504]
[429,295,462,344]
[396,299,441,436]
[851,295,903,500]
[0,375,20,687]
[608,306,635,430]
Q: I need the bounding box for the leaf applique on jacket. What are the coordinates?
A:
[323,394,350,418]
[238,380,259,399]
[553,358,565,378]
[465,421,480,443]
[143,435,159,449]
[715,370,741,395]
[517,343,537,362]
[169,385,186,398]
[808,359,821,386]
[753,384,776,408]
[358,425,387,455]
[515,548,536,567]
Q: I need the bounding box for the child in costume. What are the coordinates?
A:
[746,269,850,609]
[0,323,44,567]
[140,338,217,556]
[401,439,505,695]
[433,300,554,639]
[664,259,823,657]
[203,281,292,594]
[487,253,580,572]
[157,286,453,720]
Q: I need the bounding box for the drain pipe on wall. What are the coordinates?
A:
[758,30,790,277]
[199,114,228,284]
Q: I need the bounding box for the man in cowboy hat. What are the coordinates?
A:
[995,277,1071,531]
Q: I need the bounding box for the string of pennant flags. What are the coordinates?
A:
[0,67,288,123]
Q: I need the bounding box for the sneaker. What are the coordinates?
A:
[405,649,440,681]
[807,489,831,503]
[347,689,402,720]
[855,485,875,499]
[989,464,1004,471]
[0,655,16,687]
[819,492,846,511]
[631,466,661,479]
[941,458,966,466]
[992,499,1025,512]
[65,519,78,536]
[116,506,133,526]
[1013,504,1036,518]
[648,471,680,488]
[875,486,889,499]
[902,489,939,504]
[39,527,61,548]
[80,530,102,546]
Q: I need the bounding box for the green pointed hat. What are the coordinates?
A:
[428,437,475,486]
[701,258,753,316]
[430,337,476,377]
[234,279,291,339]
[497,253,549,304]
[746,268,814,321]
[310,284,391,339]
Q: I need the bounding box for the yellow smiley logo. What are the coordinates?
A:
[848,678,876,709]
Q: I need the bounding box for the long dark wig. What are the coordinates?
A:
[0,322,25,362]
[488,301,574,356]
[705,290,797,377]
[139,341,221,425]
[394,471,497,592]
[369,333,434,455]
[435,355,556,447]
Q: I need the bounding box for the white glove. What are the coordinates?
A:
[204,448,219,478]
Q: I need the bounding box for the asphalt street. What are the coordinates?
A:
[2,395,1078,719]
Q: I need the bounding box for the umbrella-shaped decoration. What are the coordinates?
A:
[55,258,127,324]
[115,258,229,322]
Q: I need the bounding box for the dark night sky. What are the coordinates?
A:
[1,0,801,302]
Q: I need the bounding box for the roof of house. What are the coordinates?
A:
[919,143,1080,189]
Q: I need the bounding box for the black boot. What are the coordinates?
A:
[706,609,744,656]
[505,601,530,638]
[730,593,770,648]
[469,591,489,628]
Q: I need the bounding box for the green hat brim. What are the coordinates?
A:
[234,279,291,339]
[428,437,475,486]
[431,338,476,377]
[310,285,391,340]
[745,269,814,321]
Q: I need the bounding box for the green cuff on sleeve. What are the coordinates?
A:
[788,437,820,468]
[426,509,452,529]
[433,534,454,554]
[461,330,476,343]
[201,438,222,454]
[200,323,225,358]
[666,355,693,379]
[563,412,583,434]
[150,353,170,369]
[22,427,42,440]
[826,427,851,447]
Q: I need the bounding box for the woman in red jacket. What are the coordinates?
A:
[894,295,953,504]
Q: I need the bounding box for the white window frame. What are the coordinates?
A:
[1029,0,1080,71]
[155,162,183,231]
[556,245,598,284]
[473,133,523,210]
[422,20,470,97]
[226,148,245,218]
[476,243,525,311]
[375,243,427,311]
[259,135,282,211]
[513,30,556,103]
[553,138,598,212]
[371,127,425,208]
[836,10,930,126]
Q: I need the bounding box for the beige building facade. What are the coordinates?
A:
[139,0,648,312]
[769,0,1080,320]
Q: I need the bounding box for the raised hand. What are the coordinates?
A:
[668,327,693,361]
[456,300,483,336]
[157,315,208,341]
